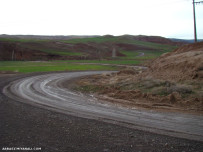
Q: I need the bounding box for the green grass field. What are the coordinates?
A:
[0,61,120,73]
[0,59,144,73]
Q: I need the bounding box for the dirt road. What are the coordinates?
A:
[3,71,203,142]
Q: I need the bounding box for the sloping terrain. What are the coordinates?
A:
[0,35,179,61]
[73,42,203,113]
[144,42,203,81]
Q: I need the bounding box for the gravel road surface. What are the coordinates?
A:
[1,71,203,152]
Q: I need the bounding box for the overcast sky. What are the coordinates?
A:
[0,0,203,39]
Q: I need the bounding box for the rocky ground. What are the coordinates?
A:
[0,73,203,152]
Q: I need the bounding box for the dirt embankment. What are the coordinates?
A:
[143,42,203,81]
[73,42,203,114]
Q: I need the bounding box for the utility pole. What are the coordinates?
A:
[193,0,197,42]
[192,0,203,42]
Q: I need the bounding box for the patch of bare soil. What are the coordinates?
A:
[74,42,203,114]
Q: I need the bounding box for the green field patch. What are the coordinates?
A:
[0,61,118,73]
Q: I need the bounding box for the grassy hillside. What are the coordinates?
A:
[64,36,177,51]
[0,35,180,73]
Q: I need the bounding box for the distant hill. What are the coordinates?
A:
[0,34,187,45]
[0,35,179,61]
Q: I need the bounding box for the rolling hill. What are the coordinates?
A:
[0,35,181,61]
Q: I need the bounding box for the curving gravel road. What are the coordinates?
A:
[3,71,203,142]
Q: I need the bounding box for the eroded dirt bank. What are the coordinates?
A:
[73,69,202,115]
[73,42,203,114]
[1,73,203,152]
